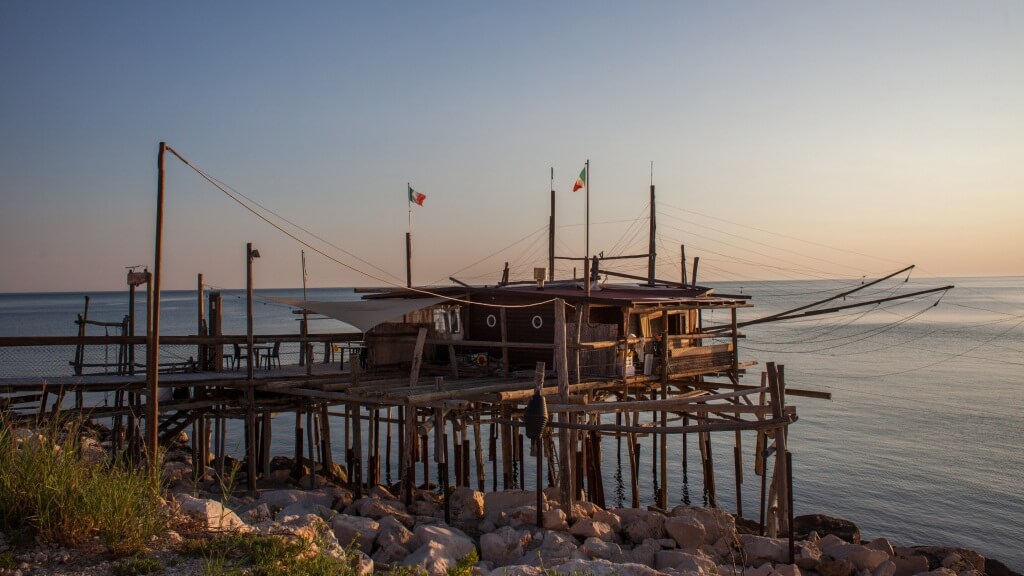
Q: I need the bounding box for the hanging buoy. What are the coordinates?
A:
[523,389,548,440]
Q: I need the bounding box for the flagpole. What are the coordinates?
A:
[585,159,590,297]
[406,182,413,288]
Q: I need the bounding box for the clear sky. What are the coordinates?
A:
[1,2,1021,292]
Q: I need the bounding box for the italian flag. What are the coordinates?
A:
[408,185,426,206]
[572,166,586,192]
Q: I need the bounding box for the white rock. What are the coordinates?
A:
[866,538,895,557]
[846,547,890,572]
[594,509,622,532]
[580,537,622,560]
[487,565,545,576]
[623,538,661,567]
[740,534,788,566]
[413,524,477,561]
[485,490,546,524]
[347,548,374,576]
[552,558,663,576]
[664,515,706,550]
[173,494,250,532]
[355,496,408,519]
[610,508,666,544]
[669,505,737,545]
[403,540,457,576]
[377,515,415,550]
[873,560,897,576]
[450,486,486,520]
[331,514,380,553]
[542,507,568,531]
[776,564,803,576]
[372,542,410,564]
[480,526,524,566]
[508,506,538,528]
[569,519,615,541]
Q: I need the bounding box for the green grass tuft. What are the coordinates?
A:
[0,416,168,556]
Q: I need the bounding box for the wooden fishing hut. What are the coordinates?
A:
[287,273,801,538]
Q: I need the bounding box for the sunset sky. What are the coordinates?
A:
[1,2,1021,292]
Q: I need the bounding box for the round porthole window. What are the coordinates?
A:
[531,315,543,329]
[486,314,497,328]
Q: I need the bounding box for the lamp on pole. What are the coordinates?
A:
[246,243,260,495]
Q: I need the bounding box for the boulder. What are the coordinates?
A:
[376,515,415,550]
[542,507,568,531]
[487,566,545,576]
[355,496,408,519]
[775,564,803,576]
[580,537,622,560]
[740,534,788,566]
[866,537,895,557]
[508,506,538,528]
[817,558,856,576]
[611,509,666,544]
[173,494,250,532]
[413,524,477,561]
[480,526,525,566]
[450,487,485,520]
[793,514,861,544]
[669,505,737,544]
[655,549,717,572]
[874,560,897,576]
[331,514,380,553]
[484,490,546,524]
[664,515,705,550]
[893,554,930,576]
[403,540,457,576]
[372,542,410,565]
[623,538,662,567]
[593,509,622,532]
[551,558,663,576]
[569,519,615,542]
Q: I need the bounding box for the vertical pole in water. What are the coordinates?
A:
[554,298,574,523]
[648,173,656,285]
[405,232,413,288]
[245,242,257,495]
[146,142,165,469]
[549,175,556,282]
[681,245,688,286]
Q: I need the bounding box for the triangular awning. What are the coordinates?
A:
[270,297,444,333]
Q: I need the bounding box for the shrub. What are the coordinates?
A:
[0,416,168,555]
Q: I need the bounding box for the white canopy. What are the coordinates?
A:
[271,297,444,333]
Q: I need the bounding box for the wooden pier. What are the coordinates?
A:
[1,287,819,539]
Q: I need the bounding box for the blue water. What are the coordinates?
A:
[1,277,1021,568]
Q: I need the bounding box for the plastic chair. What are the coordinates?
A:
[231,343,249,370]
[264,341,281,369]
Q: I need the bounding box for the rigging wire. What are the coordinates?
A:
[165,146,560,310]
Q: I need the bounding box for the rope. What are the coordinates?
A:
[164,145,562,310]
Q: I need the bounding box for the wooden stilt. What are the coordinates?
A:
[473,408,485,492]
[261,411,272,478]
[351,402,362,497]
[320,403,333,478]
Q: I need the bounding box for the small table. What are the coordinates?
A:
[252,344,273,369]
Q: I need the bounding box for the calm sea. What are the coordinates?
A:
[1,278,1021,568]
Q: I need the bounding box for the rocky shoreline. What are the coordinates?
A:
[0,437,1019,576]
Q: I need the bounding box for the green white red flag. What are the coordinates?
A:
[408,185,426,206]
[572,166,586,192]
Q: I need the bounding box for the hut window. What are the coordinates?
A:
[433,307,463,335]
[531,315,543,329]
[449,308,462,334]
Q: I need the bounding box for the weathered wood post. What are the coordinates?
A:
[554,298,574,522]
